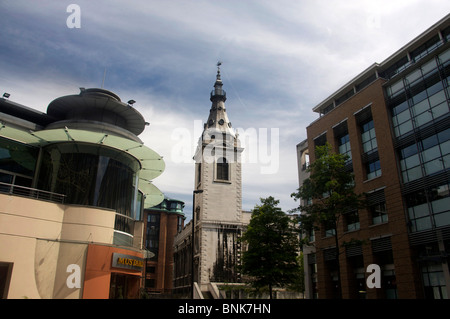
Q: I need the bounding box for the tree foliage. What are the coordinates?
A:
[241,196,301,299]
[291,143,366,298]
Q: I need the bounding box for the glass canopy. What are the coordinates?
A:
[0,125,165,208]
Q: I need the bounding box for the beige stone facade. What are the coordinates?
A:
[173,66,250,298]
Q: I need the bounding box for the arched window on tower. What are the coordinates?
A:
[216,157,229,181]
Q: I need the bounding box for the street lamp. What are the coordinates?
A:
[191,189,203,299]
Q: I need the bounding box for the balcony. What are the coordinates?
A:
[0,181,66,204]
[210,89,227,102]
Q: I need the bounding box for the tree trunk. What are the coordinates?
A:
[334,220,342,299]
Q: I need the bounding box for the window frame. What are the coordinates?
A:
[215,157,230,182]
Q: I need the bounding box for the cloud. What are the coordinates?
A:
[1,0,450,219]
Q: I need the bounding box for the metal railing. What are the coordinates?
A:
[0,182,66,204]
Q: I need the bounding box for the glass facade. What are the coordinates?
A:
[399,128,450,182]
[405,182,450,232]
[383,33,450,299]
[422,260,448,299]
[0,137,38,188]
[386,45,450,238]
[37,142,142,238]
[387,48,449,139]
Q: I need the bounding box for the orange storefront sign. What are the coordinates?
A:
[82,244,143,299]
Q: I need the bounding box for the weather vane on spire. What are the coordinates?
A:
[216,61,222,81]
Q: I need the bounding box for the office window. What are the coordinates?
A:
[308,229,315,243]
[380,55,410,80]
[334,121,352,162]
[371,202,388,225]
[361,119,378,154]
[405,182,450,232]
[399,128,450,183]
[323,220,336,238]
[430,183,450,228]
[314,132,327,149]
[360,119,381,180]
[399,143,422,182]
[356,106,381,180]
[410,34,442,62]
[345,211,360,232]
[322,103,334,115]
[177,216,184,232]
[146,213,160,260]
[421,135,443,175]
[338,134,352,160]
[367,189,388,225]
[422,261,448,299]
[301,153,310,171]
[366,159,382,180]
[406,189,432,232]
[334,121,352,172]
[147,214,158,223]
[386,78,405,98]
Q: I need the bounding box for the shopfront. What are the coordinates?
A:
[83,244,144,299]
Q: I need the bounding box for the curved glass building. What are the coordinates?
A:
[0,88,165,298]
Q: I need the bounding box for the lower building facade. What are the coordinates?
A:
[298,15,450,299]
[0,192,146,299]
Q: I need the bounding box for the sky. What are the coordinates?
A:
[1,1,449,221]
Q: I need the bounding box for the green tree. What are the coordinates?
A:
[291,143,366,298]
[241,196,301,299]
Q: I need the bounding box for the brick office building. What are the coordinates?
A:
[298,15,450,299]
[143,197,185,297]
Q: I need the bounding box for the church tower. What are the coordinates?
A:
[193,63,243,221]
[192,63,247,292]
[173,64,249,297]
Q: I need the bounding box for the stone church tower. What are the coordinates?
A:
[173,64,250,297]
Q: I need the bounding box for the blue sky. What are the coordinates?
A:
[1,1,449,220]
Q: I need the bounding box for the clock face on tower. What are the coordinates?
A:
[219,119,224,125]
